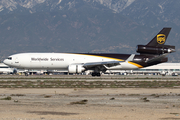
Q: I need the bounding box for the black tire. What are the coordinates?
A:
[97,73,101,76]
[91,72,101,76]
[92,72,96,76]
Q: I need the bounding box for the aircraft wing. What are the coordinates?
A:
[83,61,123,69]
[83,54,136,71]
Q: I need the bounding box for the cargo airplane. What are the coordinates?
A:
[3,28,175,76]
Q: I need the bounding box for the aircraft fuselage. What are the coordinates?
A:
[3,53,158,71]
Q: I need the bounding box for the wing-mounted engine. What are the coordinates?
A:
[68,65,85,73]
[136,45,175,55]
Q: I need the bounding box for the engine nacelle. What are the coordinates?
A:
[68,65,85,73]
[136,45,175,55]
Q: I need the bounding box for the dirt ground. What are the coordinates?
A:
[0,88,180,120]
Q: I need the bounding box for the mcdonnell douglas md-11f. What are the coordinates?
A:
[3,28,175,76]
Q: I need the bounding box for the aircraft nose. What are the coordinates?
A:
[3,59,11,66]
[3,59,8,65]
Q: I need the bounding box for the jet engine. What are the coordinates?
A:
[136,45,175,55]
[68,65,85,73]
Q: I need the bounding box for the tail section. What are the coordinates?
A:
[136,27,175,55]
[147,28,171,47]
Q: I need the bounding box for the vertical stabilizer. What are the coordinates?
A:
[146,28,171,47]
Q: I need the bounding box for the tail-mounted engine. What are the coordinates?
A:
[136,45,175,55]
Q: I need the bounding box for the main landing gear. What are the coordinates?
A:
[91,72,101,77]
[24,72,29,76]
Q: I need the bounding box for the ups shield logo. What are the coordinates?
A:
[157,34,166,44]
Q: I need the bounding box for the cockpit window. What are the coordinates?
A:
[8,57,12,60]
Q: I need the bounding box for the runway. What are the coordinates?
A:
[0,74,180,81]
[0,75,180,88]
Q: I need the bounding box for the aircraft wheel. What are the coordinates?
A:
[97,73,101,76]
[92,72,96,76]
[91,72,101,76]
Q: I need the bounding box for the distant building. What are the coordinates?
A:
[106,63,180,75]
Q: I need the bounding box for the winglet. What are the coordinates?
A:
[126,54,135,62]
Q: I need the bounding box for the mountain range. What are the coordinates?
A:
[0,0,179,62]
